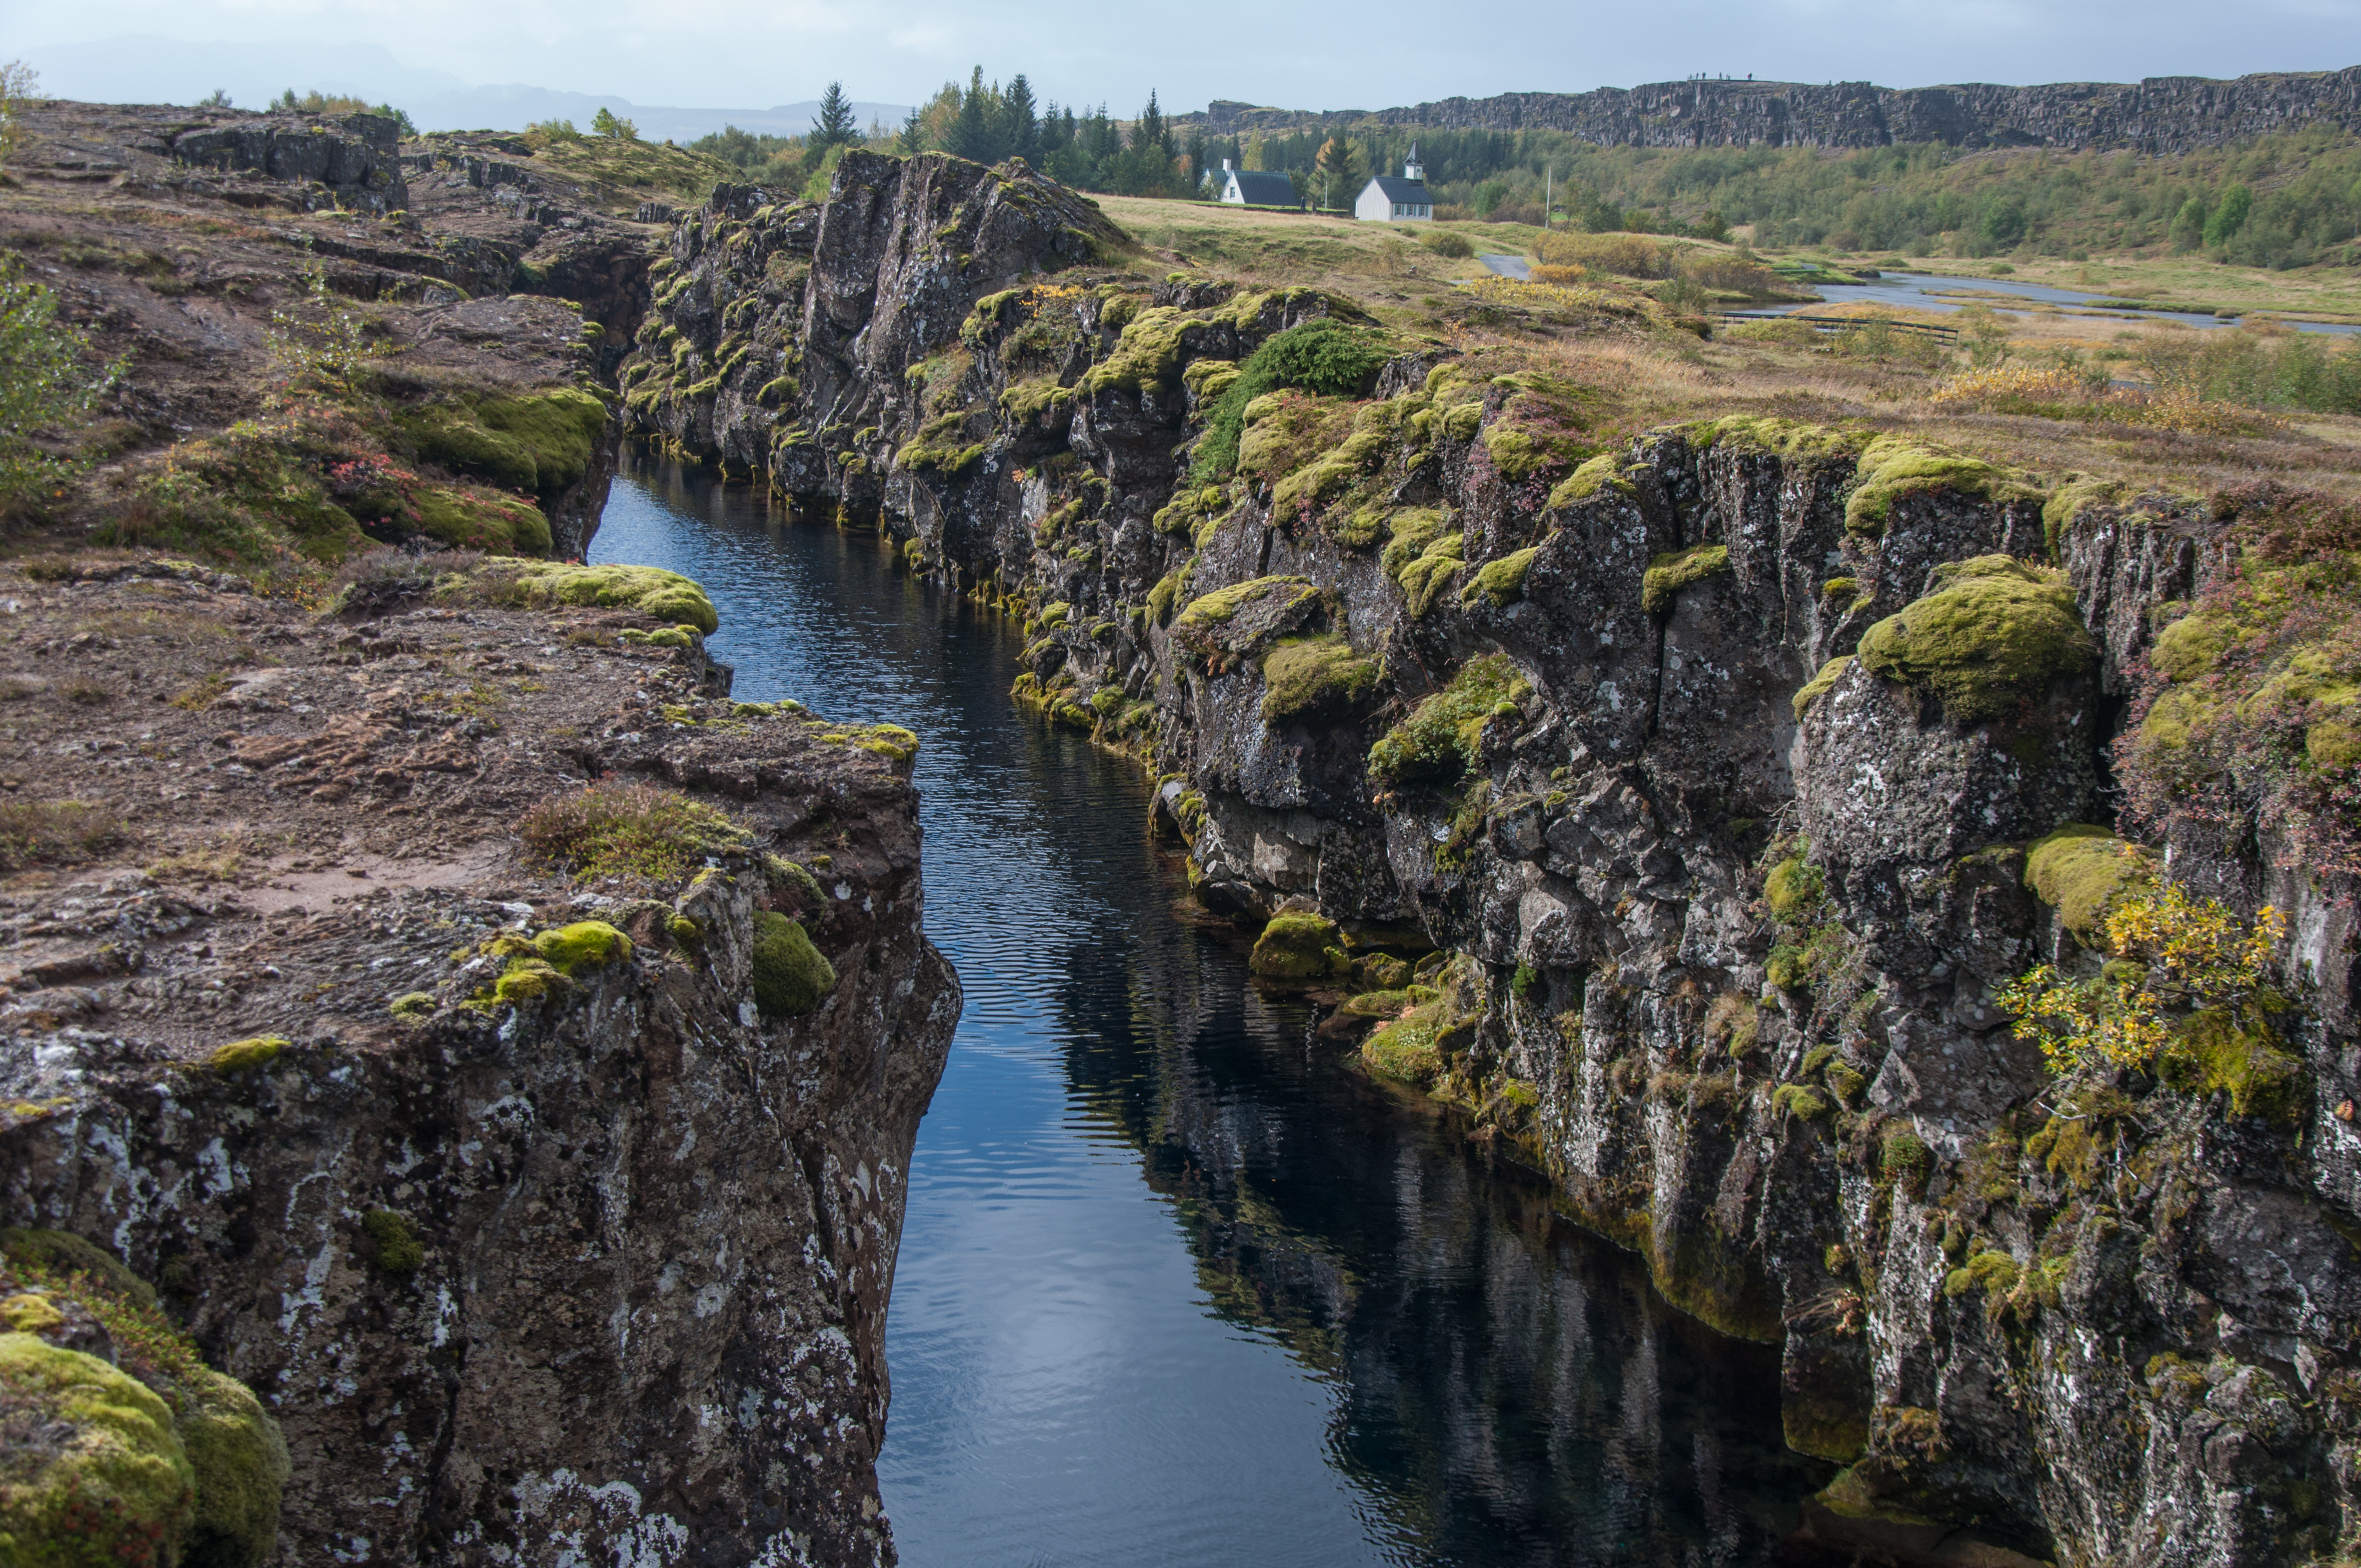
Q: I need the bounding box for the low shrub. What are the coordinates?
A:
[518,783,752,887]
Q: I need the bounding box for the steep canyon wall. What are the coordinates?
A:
[624,151,2361,1565]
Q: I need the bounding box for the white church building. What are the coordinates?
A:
[1355,145,1433,222]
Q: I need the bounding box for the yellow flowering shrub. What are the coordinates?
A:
[1999,881,2287,1075]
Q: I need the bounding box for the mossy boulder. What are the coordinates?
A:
[1249,913,1352,982]
[531,921,633,975]
[1854,557,2095,725]
[1081,306,1187,394]
[487,563,720,633]
[177,1367,292,1568]
[1259,636,1380,725]
[2023,825,2155,942]
[751,911,836,1019]
[1362,1003,1447,1085]
[0,1332,195,1568]
[1547,453,1634,509]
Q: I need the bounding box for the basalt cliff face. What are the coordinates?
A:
[1187,65,2361,154]
[628,155,2361,1565]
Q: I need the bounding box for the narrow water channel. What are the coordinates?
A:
[591,450,1831,1567]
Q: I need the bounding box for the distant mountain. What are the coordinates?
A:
[20,36,907,143]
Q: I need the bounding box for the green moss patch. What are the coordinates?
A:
[1641,543,1731,615]
[1171,576,1321,667]
[1548,453,1635,510]
[360,1210,423,1274]
[0,1333,195,1568]
[1082,306,1188,395]
[1260,636,1380,725]
[1843,435,2041,538]
[204,1037,287,1076]
[1248,913,1352,982]
[751,911,836,1019]
[1854,556,2095,725]
[1368,653,1526,787]
[1792,655,1853,721]
[401,389,608,496]
[1463,546,1539,609]
[482,562,718,632]
[176,1367,292,1568]
[2023,825,2156,941]
[411,484,553,556]
[531,921,633,976]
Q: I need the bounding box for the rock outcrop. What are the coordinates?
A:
[624,155,2361,1565]
[1186,65,2361,154]
[0,562,959,1565]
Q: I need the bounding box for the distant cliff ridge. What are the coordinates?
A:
[1182,66,2361,153]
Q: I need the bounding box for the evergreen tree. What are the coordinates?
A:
[897,104,928,156]
[1132,90,1167,153]
[1315,137,1366,209]
[947,67,1003,164]
[811,81,858,150]
[1002,74,1040,164]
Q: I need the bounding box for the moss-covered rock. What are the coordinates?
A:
[1843,435,2041,537]
[0,1232,156,1312]
[177,1367,292,1568]
[360,1210,423,1274]
[1462,545,1539,608]
[1248,912,1352,981]
[1547,453,1635,509]
[1171,576,1321,666]
[0,1332,195,1568]
[1259,636,1380,725]
[401,390,608,496]
[412,484,553,556]
[1854,556,2095,725]
[531,921,633,975]
[1641,543,1731,614]
[204,1037,286,1076]
[2023,825,2155,942]
[1081,306,1187,394]
[1362,1003,1446,1085]
[486,563,720,633]
[751,911,835,1019]
[1368,654,1525,786]
[1791,655,1853,721]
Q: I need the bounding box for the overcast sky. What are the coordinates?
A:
[7,0,2359,122]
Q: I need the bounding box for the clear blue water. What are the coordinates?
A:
[591,451,1829,1567]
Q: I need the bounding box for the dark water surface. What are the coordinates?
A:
[592,451,1829,1568]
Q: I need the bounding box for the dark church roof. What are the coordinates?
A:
[1368,176,1432,203]
[1225,169,1297,206]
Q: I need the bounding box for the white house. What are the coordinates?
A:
[1215,159,1298,209]
[1354,144,1433,222]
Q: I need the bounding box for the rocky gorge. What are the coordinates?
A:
[7,90,2361,1566]
[618,148,2361,1565]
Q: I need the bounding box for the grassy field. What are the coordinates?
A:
[1088,193,2361,506]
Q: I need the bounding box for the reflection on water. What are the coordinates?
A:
[593,451,1830,1567]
